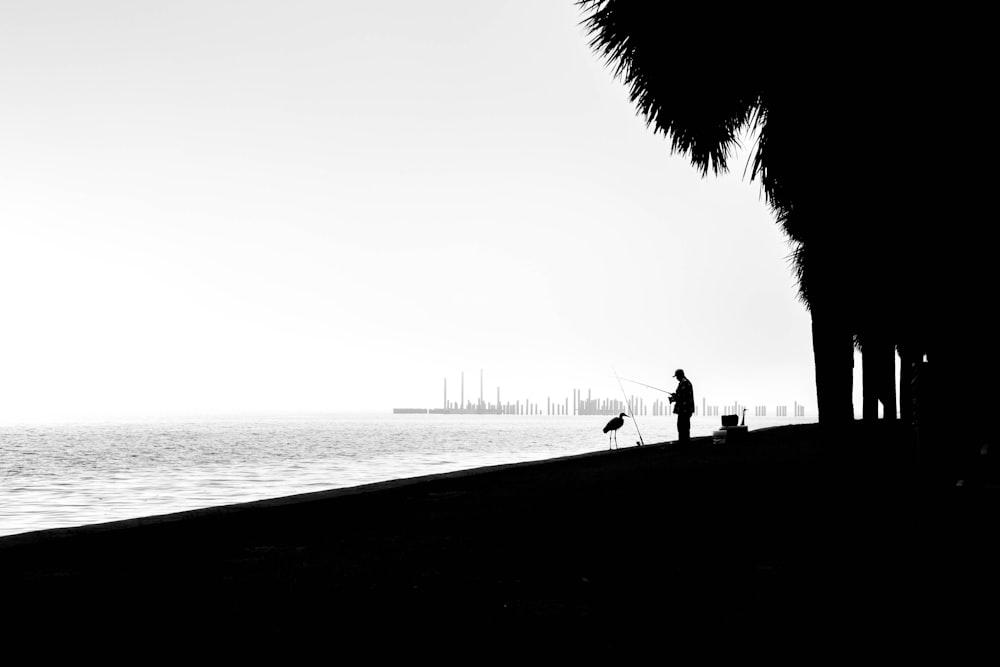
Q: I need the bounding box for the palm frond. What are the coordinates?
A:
[578,0,762,176]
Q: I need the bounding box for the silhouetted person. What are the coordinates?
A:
[668,369,694,445]
[603,412,627,450]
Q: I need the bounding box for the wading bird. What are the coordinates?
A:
[603,412,628,450]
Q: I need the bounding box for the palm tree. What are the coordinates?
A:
[577,2,855,424]
[576,3,992,433]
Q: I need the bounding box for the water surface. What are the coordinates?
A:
[0,413,809,537]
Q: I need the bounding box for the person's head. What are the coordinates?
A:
[673,369,685,380]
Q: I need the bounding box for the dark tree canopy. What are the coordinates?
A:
[580,1,993,426]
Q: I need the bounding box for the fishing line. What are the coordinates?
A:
[614,375,674,396]
[613,368,645,446]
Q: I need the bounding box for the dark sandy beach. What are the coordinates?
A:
[3,423,998,649]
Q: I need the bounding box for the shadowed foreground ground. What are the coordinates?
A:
[3,423,998,648]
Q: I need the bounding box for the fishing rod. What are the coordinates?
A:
[614,375,674,397]
[613,368,645,446]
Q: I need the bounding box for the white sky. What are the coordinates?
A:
[0,1,844,421]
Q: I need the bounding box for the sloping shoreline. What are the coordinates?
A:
[3,422,997,641]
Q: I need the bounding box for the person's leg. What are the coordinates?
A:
[678,414,691,443]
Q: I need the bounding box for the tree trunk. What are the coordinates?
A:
[862,335,898,422]
[862,340,879,422]
[880,343,897,421]
[811,309,854,426]
[898,347,914,425]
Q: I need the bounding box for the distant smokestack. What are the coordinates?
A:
[461,372,464,409]
[480,369,483,407]
[444,377,447,409]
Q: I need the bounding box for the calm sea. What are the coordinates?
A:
[0,413,811,538]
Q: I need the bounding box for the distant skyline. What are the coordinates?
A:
[0,1,874,422]
[403,369,816,417]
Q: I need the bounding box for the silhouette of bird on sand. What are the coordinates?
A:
[603,412,628,450]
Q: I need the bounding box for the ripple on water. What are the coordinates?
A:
[0,414,809,536]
